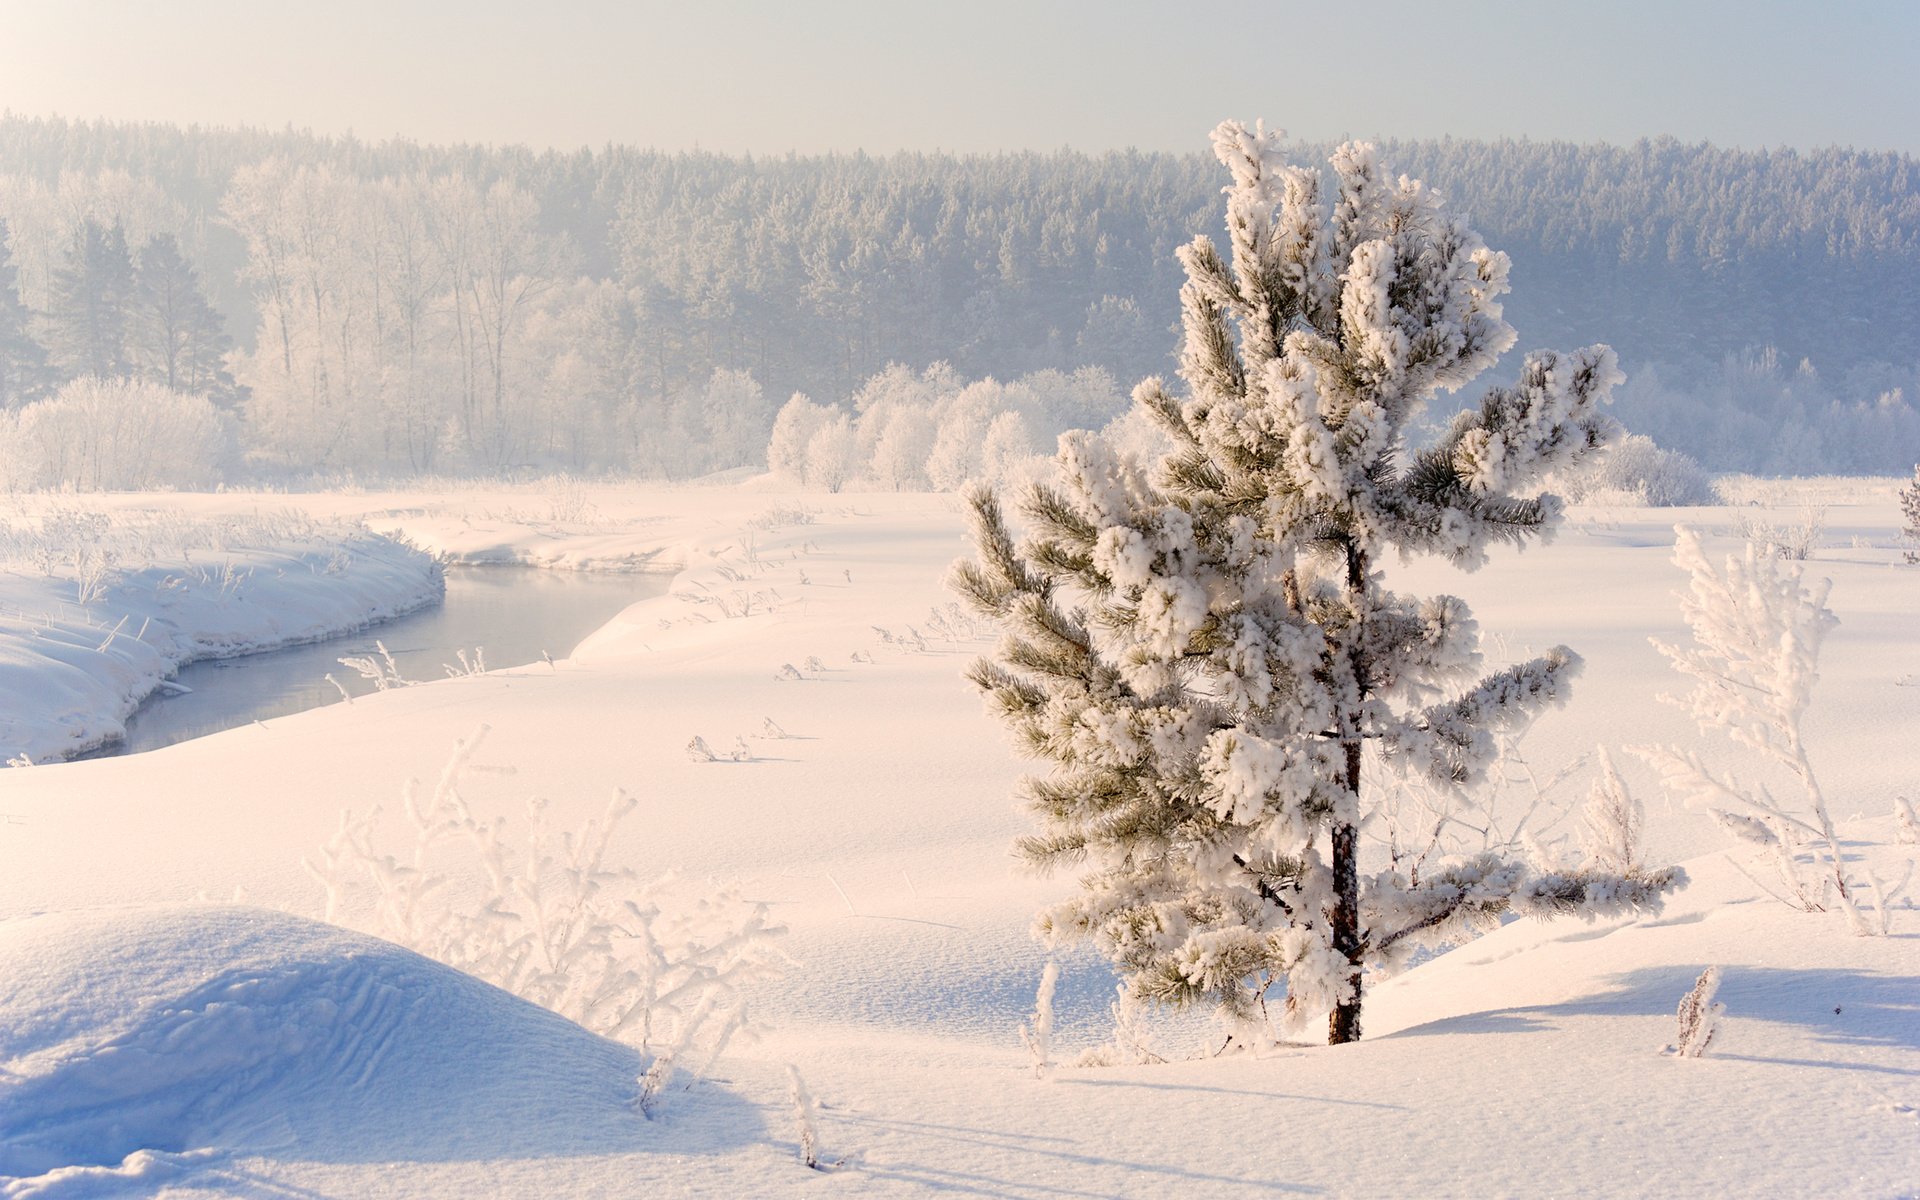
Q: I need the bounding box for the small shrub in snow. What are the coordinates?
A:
[1670,966,1725,1058]
[307,726,786,1066]
[1730,507,1826,561]
[636,1050,677,1119]
[1896,797,1920,845]
[1638,528,1878,933]
[1559,434,1715,507]
[784,1065,848,1171]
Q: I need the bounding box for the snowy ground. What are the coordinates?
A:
[1,479,1916,1197]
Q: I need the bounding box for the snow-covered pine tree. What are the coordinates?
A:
[952,120,1683,1045]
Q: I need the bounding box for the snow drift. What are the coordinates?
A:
[0,906,658,1184]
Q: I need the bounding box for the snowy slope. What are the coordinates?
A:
[0,905,676,1194]
[0,481,1914,1197]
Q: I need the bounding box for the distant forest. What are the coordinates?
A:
[1,114,1915,476]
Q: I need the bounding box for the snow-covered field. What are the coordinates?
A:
[2,479,1916,1198]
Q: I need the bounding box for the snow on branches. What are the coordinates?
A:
[952,120,1679,1045]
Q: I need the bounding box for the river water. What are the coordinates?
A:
[96,566,669,756]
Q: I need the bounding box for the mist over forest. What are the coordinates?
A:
[2,113,1916,481]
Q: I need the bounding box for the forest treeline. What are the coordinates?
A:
[0,114,1915,477]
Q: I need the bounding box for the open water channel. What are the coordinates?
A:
[94,566,669,756]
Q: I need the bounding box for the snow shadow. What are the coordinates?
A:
[843,1110,1326,1197]
[1384,963,1920,1059]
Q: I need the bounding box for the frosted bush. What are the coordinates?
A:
[1730,507,1826,560]
[11,376,232,490]
[1558,434,1713,507]
[307,726,787,1061]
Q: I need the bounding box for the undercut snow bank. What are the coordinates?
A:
[0,906,652,1185]
[0,514,440,761]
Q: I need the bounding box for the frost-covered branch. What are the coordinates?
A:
[1639,527,1874,934]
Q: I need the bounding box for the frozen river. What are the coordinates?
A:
[93,566,669,756]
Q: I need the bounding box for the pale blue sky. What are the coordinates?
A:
[1,0,1915,154]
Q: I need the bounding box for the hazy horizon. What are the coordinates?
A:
[3,0,1917,156]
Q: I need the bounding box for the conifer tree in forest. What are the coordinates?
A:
[47,218,135,380]
[953,121,1682,1045]
[0,222,53,408]
[130,233,235,400]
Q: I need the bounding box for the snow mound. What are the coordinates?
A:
[0,905,649,1182]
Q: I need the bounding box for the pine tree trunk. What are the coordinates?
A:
[1328,741,1364,1044]
[1329,540,1369,1045]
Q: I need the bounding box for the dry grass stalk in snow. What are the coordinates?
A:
[1671,965,1725,1058]
[1019,961,1059,1080]
[784,1065,849,1171]
[337,641,412,690]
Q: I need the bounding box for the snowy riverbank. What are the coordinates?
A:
[0,507,442,762]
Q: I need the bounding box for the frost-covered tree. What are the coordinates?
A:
[953,121,1682,1044]
[925,380,1001,490]
[768,392,831,481]
[802,410,859,493]
[697,367,772,472]
[1900,465,1919,564]
[980,409,1039,489]
[869,406,938,491]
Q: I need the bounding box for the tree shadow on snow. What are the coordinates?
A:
[839,1110,1325,1197]
[1383,963,1920,1060]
